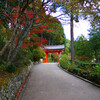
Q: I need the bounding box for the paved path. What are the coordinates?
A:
[19,63,100,100]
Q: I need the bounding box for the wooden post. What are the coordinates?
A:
[46,52,48,63]
[58,52,60,63]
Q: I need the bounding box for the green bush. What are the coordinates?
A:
[75,60,99,67]
[6,64,16,73]
[13,48,30,67]
[74,35,93,62]
[72,67,81,74]
[32,47,45,62]
[90,65,100,78]
[53,54,59,62]
[59,54,69,69]
[71,64,100,84]
[0,61,6,71]
[60,58,100,85]
[89,65,100,84]
[0,64,6,71]
[48,57,53,62]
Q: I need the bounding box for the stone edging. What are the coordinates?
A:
[58,64,100,88]
[14,71,31,100]
[15,62,40,100]
[0,63,33,100]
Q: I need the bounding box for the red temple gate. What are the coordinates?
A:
[43,45,65,63]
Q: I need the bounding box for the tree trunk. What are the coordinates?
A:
[70,11,75,62]
[7,26,19,62]
[5,0,7,8]
[0,39,11,57]
[7,18,35,66]
[0,23,19,58]
[41,33,43,45]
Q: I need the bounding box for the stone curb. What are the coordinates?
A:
[58,64,100,88]
[15,63,40,100]
[15,71,31,100]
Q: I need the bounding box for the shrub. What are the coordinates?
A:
[75,55,92,62]
[74,35,93,62]
[0,64,6,71]
[72,67,81,74]
[91,65,100,77]
[0,61,6,71]
[48,57,53,62]
[89,65,100,84]
[75,60,99,67]
[71,63,100,84]
[13,48,30,67]
[6,64,16,73]
[53,54,59,62]
[59,54,69,69]
[32,47,45,62]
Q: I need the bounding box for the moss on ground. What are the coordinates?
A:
[0,64,29,90]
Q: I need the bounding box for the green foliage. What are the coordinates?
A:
[88,11,100,62]
[59,54,69,69]
[61,63,100,84]
[91,65,100,78]
[72,67,81,74]
[74,35,93,62]
[75,60,99,67]
[53,53,59,62]
[48,53,58,62]
[0,64,6,71]
[43,22,65,45]
[0,61,6,71]
[89,11,100,35]
[64,47,69,55]
[32,47,45,62]
[6,64,16,73]
[89,34,100,63]
[66,39,71,53]
[90,34,100,50]
[0,63,29,89]
[0,34,5,50]
[13,48,30,67]
[60,57,100,84]
[48,57,53,62]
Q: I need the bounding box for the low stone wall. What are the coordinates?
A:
[0,63,33,100]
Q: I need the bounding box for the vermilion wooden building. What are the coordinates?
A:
[43,45,65,63]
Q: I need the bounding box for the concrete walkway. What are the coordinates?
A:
[19,63,100,100]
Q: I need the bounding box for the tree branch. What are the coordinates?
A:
[33,23,42,27]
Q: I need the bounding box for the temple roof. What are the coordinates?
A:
[43,45,65,50]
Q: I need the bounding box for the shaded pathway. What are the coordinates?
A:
[19,63,100,100]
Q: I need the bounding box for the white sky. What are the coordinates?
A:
[63,19,90,40]
[51,9,91,40]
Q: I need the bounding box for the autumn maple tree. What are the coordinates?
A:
[0,0,66,67]
[0,0,53,67]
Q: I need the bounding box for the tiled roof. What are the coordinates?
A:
[44,45,64,50]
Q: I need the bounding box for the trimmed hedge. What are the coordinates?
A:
[60,59,100,85]
[75,60,99,67]
[69,65,100,84]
